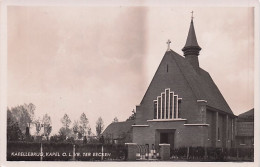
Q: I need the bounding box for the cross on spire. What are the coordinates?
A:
[191,11,194,20]
[166,39,171,51]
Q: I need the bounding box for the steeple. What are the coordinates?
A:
[182,12,201,73]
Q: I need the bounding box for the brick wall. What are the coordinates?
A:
[206,110,215,147]
[206,109,234,148]
[136,52,202,125]
[133,121,208,149]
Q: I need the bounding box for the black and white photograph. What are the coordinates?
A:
[0,0,259,166]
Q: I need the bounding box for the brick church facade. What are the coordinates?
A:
[104,17,236,149]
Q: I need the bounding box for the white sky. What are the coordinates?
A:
[7,6,254,135]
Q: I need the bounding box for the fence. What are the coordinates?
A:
[7,142,254,161]
[7,141,127,161]
[136,144,149,160]
[171,147,254,161]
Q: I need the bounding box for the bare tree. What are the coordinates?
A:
[72,121,79,134]
[72,121,79,139]
[61,113,71,130]
[45,125,52,140]
[87,125,92,136]
[79,113,89,137]
[96,117,104,136]
[24,103,36,128]
[42,114,51,124]
[34,117,42,136]
[42,114,52,139]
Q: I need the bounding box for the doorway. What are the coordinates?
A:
[160,133,169,143]
[156,129,175,149]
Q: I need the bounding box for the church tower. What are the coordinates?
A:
[182,12,201,73]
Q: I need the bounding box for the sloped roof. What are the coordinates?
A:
[140,50,234,115]
[237,108,254,122]
[102,120,134,139]
[171,50,233,114]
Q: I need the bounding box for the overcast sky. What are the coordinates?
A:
[7,6,254,135]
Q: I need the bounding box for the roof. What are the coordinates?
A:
[237,108,254,122]
[140,50,234,115]
[182,20,201,49]
[171,51,233,114]
[102,120,134,139]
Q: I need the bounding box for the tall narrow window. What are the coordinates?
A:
[158,97,161,119]
[174,96,177,118]
[170,93,173,119]
[165,89,169,119]
[231,119,233,140]
[218,127,220,140]
[178,99,181,118]
[154,100,157,119]
[227,127,229,140]
[162,93,165,119]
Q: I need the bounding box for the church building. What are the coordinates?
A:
[104,16,236,149]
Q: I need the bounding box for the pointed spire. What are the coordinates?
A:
[182,11,202,73]
[183,16,201,50]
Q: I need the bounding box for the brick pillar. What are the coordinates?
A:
[197,100,207,124]
[231,118,235,147]
[226,115,229,148]
[159,144,170,160]
[125,143,137,161]
[215,112,219,147]
[197,100,208,153]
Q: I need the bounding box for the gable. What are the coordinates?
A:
[138,50,233,122]
[140,51,196,105]
[137,51,198,123]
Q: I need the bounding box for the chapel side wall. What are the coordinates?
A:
[206,108,235,148]
[135,53,202,125]
[227,116,233,148]
[206,110,215,147]
[176,126,208,148]
[216,114,224,148]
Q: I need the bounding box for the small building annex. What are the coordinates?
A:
[235,108,254,148]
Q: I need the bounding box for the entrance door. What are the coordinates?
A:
[156,129,175,149]
[160,133,169,144]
